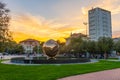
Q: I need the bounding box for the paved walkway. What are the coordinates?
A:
[59,68,120,80]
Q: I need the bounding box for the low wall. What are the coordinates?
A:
[11,57,90,64]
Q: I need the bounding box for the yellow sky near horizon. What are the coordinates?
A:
[9,13,86,43]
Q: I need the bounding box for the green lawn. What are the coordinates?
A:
[0,60,120,80]
[108,58,118,60]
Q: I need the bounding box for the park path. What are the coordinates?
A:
[59,68,120,80]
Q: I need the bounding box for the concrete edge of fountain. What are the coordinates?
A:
[1,59,99,66]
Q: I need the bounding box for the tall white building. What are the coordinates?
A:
[88,7,112,41]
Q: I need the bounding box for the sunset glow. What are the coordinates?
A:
[3,0,120,42]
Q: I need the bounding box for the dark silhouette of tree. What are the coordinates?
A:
[114,40,120,55]
[87,40,98,54]
[0,2,12,52]
[33,45,42,54]
[97,37,113,59]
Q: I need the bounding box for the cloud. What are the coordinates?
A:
[113,31,120,38]
[10,13,86,42]
[9,0,120,42]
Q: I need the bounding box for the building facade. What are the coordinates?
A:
[88,7,112,41]
[19,39,40,53]
[113,37,120,42]
[66,32,88,45]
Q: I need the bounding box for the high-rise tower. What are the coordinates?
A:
[88,7,112,41]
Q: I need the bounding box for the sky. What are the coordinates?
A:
[2,0,120,42]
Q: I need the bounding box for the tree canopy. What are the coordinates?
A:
[0,2,12,52]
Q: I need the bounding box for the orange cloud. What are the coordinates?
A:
[113,31,120,38]
[10,13,85,42]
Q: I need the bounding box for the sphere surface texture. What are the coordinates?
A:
[43,39,59,58]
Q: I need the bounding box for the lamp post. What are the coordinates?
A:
[83,22,88,37]
[71,49,74,57]
[37,45,40,54]
[34,44,40,59]
[71,49,74,54]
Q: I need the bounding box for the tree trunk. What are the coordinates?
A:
[104,52,107,59]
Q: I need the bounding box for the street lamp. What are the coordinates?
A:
[83,22,88,37]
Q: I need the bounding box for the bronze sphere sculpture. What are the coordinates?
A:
[42,39,59,59]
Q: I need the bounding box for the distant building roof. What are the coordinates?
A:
[19,39,40,44]
[65,33,88,45]
[90,7,111,13]
[113,37,120,42]
[19,39,40,48]
[71,33,87,38]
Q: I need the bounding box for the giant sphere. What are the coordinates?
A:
[43,39,59,58]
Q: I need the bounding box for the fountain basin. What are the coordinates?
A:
[11,57,90,64]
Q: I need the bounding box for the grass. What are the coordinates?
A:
[108,58,118,60]
[0,60,120,80]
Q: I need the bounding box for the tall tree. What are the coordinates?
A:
[114,40,120,55]
[65,37,85,57]
[33,45,42,54]
[97,37,113,59]
[0,2,12,52]
[14,45,24,54]
[87,40,98,54]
